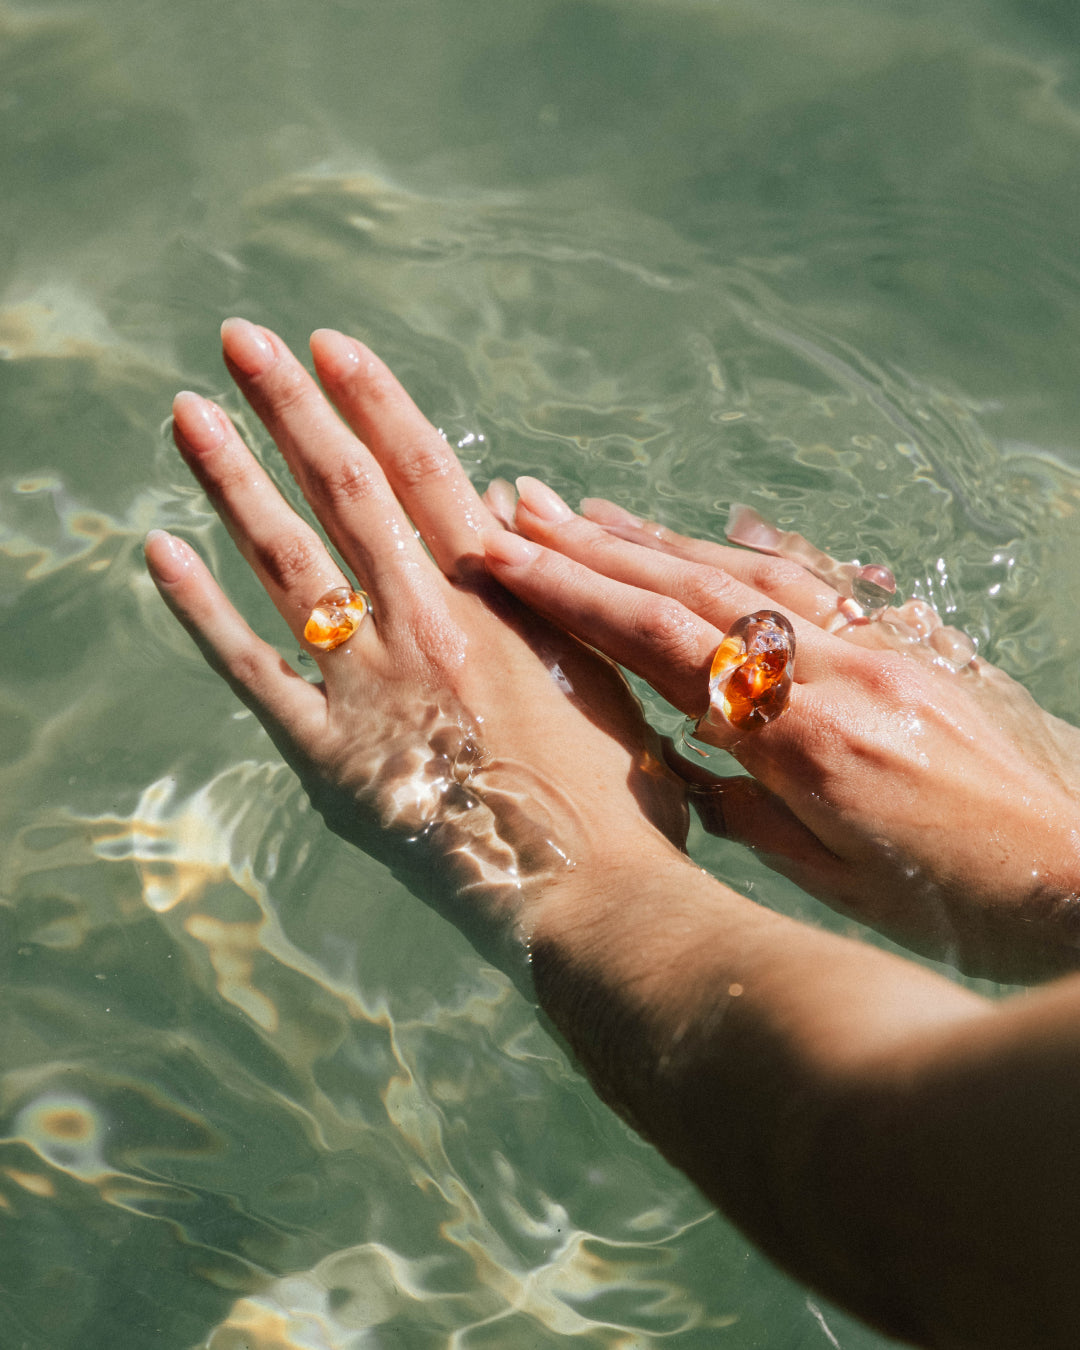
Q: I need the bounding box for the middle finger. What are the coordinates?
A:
[578,496,847,626]
[219,318,435,606]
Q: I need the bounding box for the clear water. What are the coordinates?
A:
[2,0,1080,1345]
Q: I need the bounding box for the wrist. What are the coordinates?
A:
[523,830,741,1037]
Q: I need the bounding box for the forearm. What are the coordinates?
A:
[527,837,1065,1346]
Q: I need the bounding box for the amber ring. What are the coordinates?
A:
[303,586,371,651]
[695,609,795,747]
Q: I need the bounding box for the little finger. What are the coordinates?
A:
[145,529,326,749]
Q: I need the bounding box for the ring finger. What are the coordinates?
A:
[218,319,438,612]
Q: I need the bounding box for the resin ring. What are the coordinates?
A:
[695,609,795,746]
[303,586,371,651]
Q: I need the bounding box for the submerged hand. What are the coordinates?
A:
[147,330,1080,1348]
[484,482,1080,980]
[146,322,686,962]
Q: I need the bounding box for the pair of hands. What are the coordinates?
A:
[147,322,1080,980]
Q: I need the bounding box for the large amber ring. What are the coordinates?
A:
[303,586,371,651]
[696,609,795,746]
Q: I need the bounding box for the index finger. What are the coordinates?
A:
[482,528,720,714]
[310,328,497,578]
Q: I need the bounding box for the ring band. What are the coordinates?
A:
[696,609,795,745]
[304,586,371,651]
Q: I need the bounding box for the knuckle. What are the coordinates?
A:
[634,595,704,668]
[263,364,311,418]
[546,556,591,611]
[358,359,400,411]
[785,689,840,759]
[857,651,923,704]
[678,564,738,616]
[587,525,641,567]
[258,532,325,592]
[317,457,383,512]
[392,436,454,493]
[206,447,259,498]
[744,555,807,594]
[227,643,269,694]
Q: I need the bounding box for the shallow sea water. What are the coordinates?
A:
[2,0,1080,1345]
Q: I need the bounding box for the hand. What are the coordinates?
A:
[483,482,1080,980]
[146,322,687,966]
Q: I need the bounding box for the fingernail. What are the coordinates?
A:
[580,497,641,528]
[725,503,782,553]
[172,390,224,452]
[310,327,362,380]
[483,529,541,567]
[221,317,275,376]
[145,529,196,584]
[515,476,574,524]
[482,478,518,528]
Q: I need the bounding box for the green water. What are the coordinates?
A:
[2,0,1080,1345]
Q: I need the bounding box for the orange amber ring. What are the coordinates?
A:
[695,609,795,746]
[303,586,371,651]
